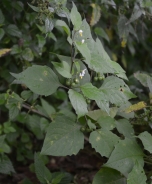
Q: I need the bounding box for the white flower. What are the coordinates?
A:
[81,39,85,44]
[79,30,83,36]
[79,69,87,79]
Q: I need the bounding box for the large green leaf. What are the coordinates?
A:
[41,115,84,156]
[11,65,61,96]
[52,61,72,78]
[0,154,15,174]
[34,152,52,184]
[100,76,136,105]
[6,24,22,38]
[93,167,126,184]
[116,119,135,139]
[68,89,88,118]
[70,2,82,30]
[138,131,152,153]
[104,138,144,176]
[89,129,120,157]
[127,161,147,184]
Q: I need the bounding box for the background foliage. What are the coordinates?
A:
[1,0,152,183]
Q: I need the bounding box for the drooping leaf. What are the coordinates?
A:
[104,138,144,176]
[68,89,88,118]
[34,152,52,183]
[90,4,101,26]
[6,24,22,38]
[70,2,82,30]
[41,115,84,156]
[52,61,72,78]
[11,65,61,96]
[134,72,152,88]
[93,167,126,184]
[138,131,152,153]
[116,119,134,139]
[127,161,147,184]
[0,28,5,40]
[0,154,15,174]
[100,76,136,105]
[89,129,120,157]
[97,116,116,130]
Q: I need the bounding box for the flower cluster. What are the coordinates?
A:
[79,69,87,79]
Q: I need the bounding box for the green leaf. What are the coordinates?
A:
[34,152,52,183]
[0,9,5,24]
[55,20,70,36]
[45,18,54,32]
[70,2,82,30]
[100,76,136,105]
[138,131,152,153]
[96,100,110,115]
[41,98,56,118]
[0,28,5,40]
[90,4,101,26]
[87,120,96,130]
[11,65,61,96]
[52,61,72,78]
[116,119,135,139]
[22,48,34,62]
[0,135,6,153]
[68,89,88,118]
[117,15,129,39]
[11,44,22,55]
[36,35,46,48]
[104,138,144,176]
[6,24,22,38]
[81,83,105,101]
[41,115,84,156]
[127,161,147,184]
[126,4,143,25]
[0,154,15,174]
[94,27,110,42]
[134,72,152,88]
[97,116,116,130]
[27,3,40,12]
[89,129,120,157]
[93,167,126,184]
[75,41,91,64]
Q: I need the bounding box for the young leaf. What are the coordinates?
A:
[127,161,147,184]
[70,2,82,30]
[52,61,72,78]
[41,115,84,156]
[116,119,135,139]
[93,167,126,184]
[138,131,152,153]
[68,89,88,118]
[34,152,52,184]
[11,65,61,96]
[0,154,15,174]
[104,138,144,176]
